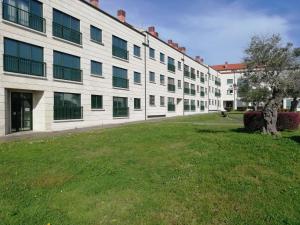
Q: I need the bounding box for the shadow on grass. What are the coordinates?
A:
[195,129,226,134]
[288,136,300,144]
[229,128,256,134]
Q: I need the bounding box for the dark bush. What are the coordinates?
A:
[244,112,300,132]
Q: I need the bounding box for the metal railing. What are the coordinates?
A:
[184,105,190,111]
[200,106,205,111]
[200,77,205,83]
[54,106,83,120]
[113,107,129,117]
[168,64,175,72]
[53,22,82,45]
[184,70,190,78]
[190,89,196,96]
[168,104,175,112]
[191,105,196,111]
[2,3,46,32]
[184,88,190,95]
[191,73,196,80]
[113,76,129,89]
[200,91,205,97]
[53,64,82,82]
[168,84,175,92]
[4,54,46,77]
[215,80,221,86]
[112,45,129,60]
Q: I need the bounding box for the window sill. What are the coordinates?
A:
[113,87,130,91]
[134,109,142,111]
[160,84,166,86]
[149,57,156,61]
[168,70,175,74]
[54,119,84,123]
[133,55,142,60]
[112,56,129,63]
[53,78,83,85]
[91,109,105,111]
[91,74,104,79]
[4,72,47,80]
[149,105,156,107]
[160,105,166,107]
[53,36,83,48]
[113,117,129,119]
[149,82,156,84]
[90,39,104,46]
[160,61,166,65]
[2,20,47,37]
[134,82,142,86]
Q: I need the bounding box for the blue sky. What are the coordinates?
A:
[101,0,300,65]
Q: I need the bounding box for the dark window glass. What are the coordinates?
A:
[149,72,155,83]
[90,25,102,43]
[91,95,103,109]
[134,72,141,84]
[160,53,165,63]
[134,45,141,57]
[149,48,155,59]
[112,36,128,60]
[134,98,141,109]
[91,61,102,76]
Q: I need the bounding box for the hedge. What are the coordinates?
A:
[244,111,300,132]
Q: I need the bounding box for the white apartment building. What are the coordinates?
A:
[0,0,222,136]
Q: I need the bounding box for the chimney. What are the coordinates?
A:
[148,26,158,38]
[195,56,201,63]
[117,9,126,23]
[200,58,204,63]
[173,43,179,49]
[224,61,228,68]
[90,0,99,8]
[179,47,186,54]
[168,40,173,46]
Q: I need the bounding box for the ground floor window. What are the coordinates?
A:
[113,97,128,117]
[54,92,82,120]
[149,95,155,106]
[134,98,141,110]
[91,95,103,109]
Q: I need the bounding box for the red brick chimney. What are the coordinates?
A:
[148,27,158,38]
[173,43,179,49]
[224,61,228,68]
[90,0,99,8]
[179,47,186,54]
[117,9,126,23]
[168,40,173,46]
[200,58,204,63]
[195,56,201,63]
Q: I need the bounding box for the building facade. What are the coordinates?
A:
[0,0,222,136]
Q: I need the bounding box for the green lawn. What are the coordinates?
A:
[0,113,299,225]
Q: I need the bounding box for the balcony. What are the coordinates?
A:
[113,107,129,118]
[184,71,190,78]
[4,55,46,77]
[112,45,129,60]
[191,73,196,80]
[168,64,175,72]
[190,89,196,96]
[191,105,196,111]
[54,106,83,120]
[113,76,129,89]
[200,91,205,97]
[53,22,82,45]
[168,84,175,92]
[168,104,175,112]
[2,3,46,33]
[200,106,205,111]
[53,65,82,82]
[184,105,190,111]
[184,88,190,95]
[200,77,205,83]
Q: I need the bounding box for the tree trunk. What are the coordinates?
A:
[262,97,282,135]
[290,99,299,112]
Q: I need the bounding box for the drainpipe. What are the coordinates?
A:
[207,67,210,112]
[182,55,185,116]
[143,32,149,121]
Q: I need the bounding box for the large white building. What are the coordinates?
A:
[0,0,222,136]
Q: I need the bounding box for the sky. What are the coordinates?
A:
[100,0,300,65]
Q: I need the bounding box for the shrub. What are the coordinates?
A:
[244,112,300,132]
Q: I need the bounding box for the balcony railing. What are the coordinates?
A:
[53,22,82,45]
[168,64,175,72]
[191,105,196,111]
[2,3,46,32]
[168,84,175,92]
[200,91,205,97]
[191,73,196,80]
[113,107,129,118]
[112,45,129,60]
[200,77,205,83]
[215,80,221,86]
[4,55,46,77]
[54,106,83,120]
[113,76,129,89]
[184,105,190,111]
[168,104,175,112]
[184,71,190,78]
[184,88,190,95]
[190,89,196,96]
[200,106,205,111]
[53,64,82,82]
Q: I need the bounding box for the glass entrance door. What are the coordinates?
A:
[11,92,33,133]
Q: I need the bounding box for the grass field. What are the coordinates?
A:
[0,113,299,225]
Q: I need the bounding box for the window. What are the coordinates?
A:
[134,98,141,110]
[168,77,175,92]
[4,38,45,77]
[200,72,205,82]
[160,96,165,106]
[227,79,233,84]
[90,25,102,43]
[91,95,103,109]
[91,60,102,76]
[149,71,155,83]
[53,51,81,82]
[191,68,196,79]
[113,97,128,117]
[112,36,128,60]
[178,61,182,70]
[53,9,81,44]
[3,0,45,32]
[149,48,155,59]
[191,84,196,95]
[191,100,196,111]
[168,57,175,72]
[178,80,182,89]
[149,95,155,106]
[54,92,82,120]
[184,65,190,77]
[184,82,190,94]
[134,45,141,58]
[197,85,199,93]
[168,97,175,111]
[184,99,190,111]
[113,66,128,88]
[227,89,233,95]
[134,72,141,84]
[160,75,165,85]
[160,53,165,63]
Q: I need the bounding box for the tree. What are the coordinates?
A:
[243,34,297,135]
[238,78,270,111]
[287,69,300,111]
